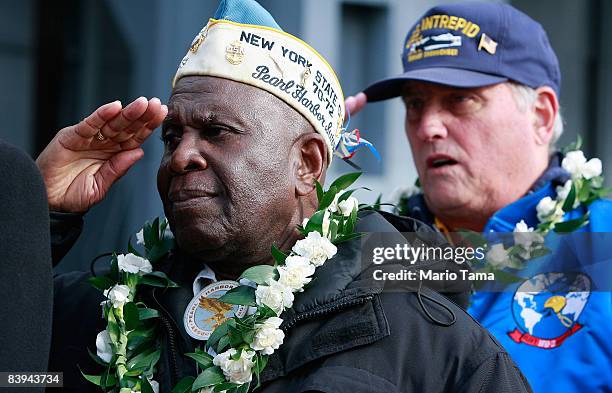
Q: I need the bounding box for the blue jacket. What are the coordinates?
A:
[402,154,612,393]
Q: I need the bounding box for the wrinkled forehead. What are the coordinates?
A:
[167,76,259,124]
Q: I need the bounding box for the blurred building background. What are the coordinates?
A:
[1,0,609,272]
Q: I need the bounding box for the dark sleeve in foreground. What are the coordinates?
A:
[0,140,52,390]
[50,211,83,266]
[458,351,533,393]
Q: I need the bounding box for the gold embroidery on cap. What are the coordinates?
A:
[225,40,245,65]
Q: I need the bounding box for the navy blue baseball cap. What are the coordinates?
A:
[364,2,561,101]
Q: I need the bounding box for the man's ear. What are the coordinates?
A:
[292,133,327,196]
[532,86,559,146]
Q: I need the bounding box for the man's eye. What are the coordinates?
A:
[403,97,424,121]
[449,94,482,114]
[161,132,181,148]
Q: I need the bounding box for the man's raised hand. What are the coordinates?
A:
[344,92,367,120]
[36,97,168,213]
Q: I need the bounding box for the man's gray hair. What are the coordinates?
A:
[508,82,564,151]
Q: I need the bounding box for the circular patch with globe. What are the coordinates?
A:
[508,272,591,349]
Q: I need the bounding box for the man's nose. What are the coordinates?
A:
[169,133,208,173]
[412,104,449,142]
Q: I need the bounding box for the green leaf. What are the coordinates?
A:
[141,376,155,393]
[328,219,338,241]
[147,239,175,263]
[561,135,582,153]
[192,366,226,390]
[140,271,179,288]
[123,302,140,331]
[242,329,255,344]
[88,275,116,291]
[107,310,120,344]
[554,213,589,233]
[228,325,245,348]
[206,319,233,350]
[529,246,551,260]
[590,175,604,188]
[127,349,161,371]
[123,369,143,377]
[138,307,159,320]
[239,265,277,285]
[254,354,269,374]
[172,376,195,393]
[319,185,338,210]
[373,194,382,210]
[217,335,230,353]
[218,286,256,306]
[561,183,576,212]
[110,253,119,279]
[185,352,213,368]
[329,172,361,192]
[86,347,108,366]
[334,232,364,243]
[314,180,324,203]
[337,189,357,203]
[214,382,240,392]
[127,326,156,350]
[127,241,143,257]
[414,177,421,188]
[305,209,326,234]
[597,187,612,199]
[80,368,117,388]
[271,245,288,265]
[256,304,278,319]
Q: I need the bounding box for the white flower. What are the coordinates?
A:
[117,253,152,275]
[562,150,587,179]
[513,220,535,249]
[536,196,556,221]
[486,244,510,268]
[213,348,255,385]
[95,330,113,363]
[555,180,572,200]
[135,229,145,245]
[103,285,131,308]
[250,317,285,355]
[337,196,358,217]
[321,211,339,239]
[255,280,294,315]
[277,256,315,292]
[293,231,337,267]
[582,158,602,180]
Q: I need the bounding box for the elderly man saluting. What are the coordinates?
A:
[346,3,612,393]
[38,0,531,392]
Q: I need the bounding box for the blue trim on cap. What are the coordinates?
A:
[214,0,282,30]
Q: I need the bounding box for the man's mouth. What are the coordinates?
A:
[168,189,217,204]
[427,155,458,169]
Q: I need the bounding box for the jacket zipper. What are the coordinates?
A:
[281,295,374,332]
[151,288,181,387]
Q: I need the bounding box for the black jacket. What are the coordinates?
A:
[49,211,532,392]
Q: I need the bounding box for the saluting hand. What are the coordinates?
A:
[36,97,168,213]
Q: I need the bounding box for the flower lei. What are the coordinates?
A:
[83,172,365,393]
[393,139,610,272]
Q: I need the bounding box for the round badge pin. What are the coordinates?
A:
[183,280,248,341]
